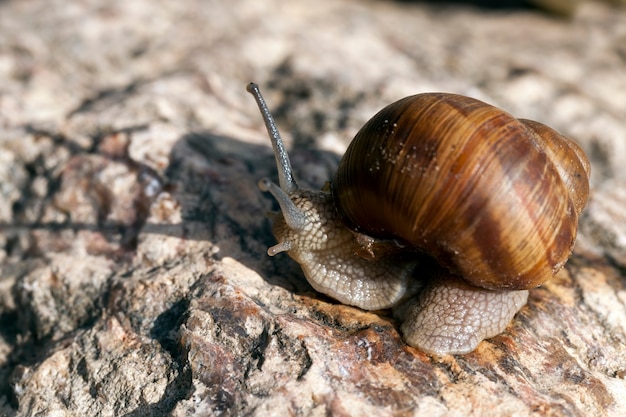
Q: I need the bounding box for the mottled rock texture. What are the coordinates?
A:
[1,0,625,416]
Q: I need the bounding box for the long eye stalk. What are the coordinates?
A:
[247,82,299,194]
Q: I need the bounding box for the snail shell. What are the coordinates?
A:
[333,93,590,291]
[248,83,590,355]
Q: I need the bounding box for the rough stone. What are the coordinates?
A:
[1,0,626,416]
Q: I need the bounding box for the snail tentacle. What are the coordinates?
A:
[258,178,307,231]
[248,82,298,193]
[267,240,293,256]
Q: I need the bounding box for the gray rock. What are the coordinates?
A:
[1,0,625,415]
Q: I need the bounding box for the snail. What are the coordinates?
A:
[247,82,590,355]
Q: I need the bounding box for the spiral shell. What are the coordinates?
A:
[332,93,590,290]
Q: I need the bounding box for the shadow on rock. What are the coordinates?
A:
[159,131,341,294]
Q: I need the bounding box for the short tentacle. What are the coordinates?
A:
[258,178,307,231]
[267,240,293,256]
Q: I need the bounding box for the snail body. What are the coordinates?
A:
[247,83,590,355]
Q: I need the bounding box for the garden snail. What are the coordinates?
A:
[247,82,590,355]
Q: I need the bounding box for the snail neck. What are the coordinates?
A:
[265,186,416,310]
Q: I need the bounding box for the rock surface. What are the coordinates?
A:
[1,0,626,416]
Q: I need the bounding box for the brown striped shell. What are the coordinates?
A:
[332,93,590,291]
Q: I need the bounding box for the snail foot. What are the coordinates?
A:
[397,274,529,355]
